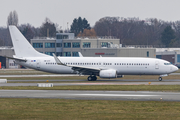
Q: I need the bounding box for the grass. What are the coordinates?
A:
[0,98,180,120]
[1,85,180,91]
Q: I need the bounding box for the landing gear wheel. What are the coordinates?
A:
[87,76,92,81]
[87,76,97,81]
[158,77,162,81]
[92,76,97,81]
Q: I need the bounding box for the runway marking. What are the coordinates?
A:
[74,94,159,97]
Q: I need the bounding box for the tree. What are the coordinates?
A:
[77,29,96,37]
[7,10,18,27]
[40,18,56,37]
[70,17,90,36]
[20,26,34,42]
[161,26,176,47]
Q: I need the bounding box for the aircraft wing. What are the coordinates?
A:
[71,65,100,75]
[53,53,100,75]
[2,56,27,62]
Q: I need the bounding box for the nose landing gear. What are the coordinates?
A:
[158,74,168,81]
[87,76,97,81]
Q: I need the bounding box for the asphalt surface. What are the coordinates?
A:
[0,73,180,101]
[6,79,180,82]
[0,79,179,86]
[0,90,179,101]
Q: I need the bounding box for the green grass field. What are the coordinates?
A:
[0,98,180,120]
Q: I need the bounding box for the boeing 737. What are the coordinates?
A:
[5,26,178,81]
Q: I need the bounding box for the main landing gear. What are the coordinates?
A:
[158,77,162,81]
[87,75,97,81]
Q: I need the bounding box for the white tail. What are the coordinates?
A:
[9,26,48,57]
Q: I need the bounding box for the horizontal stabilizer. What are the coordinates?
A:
[3,56,27,62]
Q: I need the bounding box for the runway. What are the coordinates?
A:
[0,90,179,101]
[7,79,180,82]
[0,75,180,101]
[1,79,180,86]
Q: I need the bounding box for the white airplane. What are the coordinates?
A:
[6,26,178,81]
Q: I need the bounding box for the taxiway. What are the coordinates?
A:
[0,90,179,101]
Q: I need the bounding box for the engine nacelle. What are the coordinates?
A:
[99,69,117,78]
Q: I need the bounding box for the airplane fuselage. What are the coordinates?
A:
[15,56,177,76]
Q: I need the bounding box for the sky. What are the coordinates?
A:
[1,0,180,29]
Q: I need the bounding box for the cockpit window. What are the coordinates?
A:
[164,63,171,65]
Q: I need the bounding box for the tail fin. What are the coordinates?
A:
[9,25,48,57]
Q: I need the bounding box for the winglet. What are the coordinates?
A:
[52,53,66,66]
[78,52,83,57]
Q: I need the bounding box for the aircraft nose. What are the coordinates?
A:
[173,65,179,72]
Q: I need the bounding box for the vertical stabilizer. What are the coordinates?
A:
[9,26,48,57]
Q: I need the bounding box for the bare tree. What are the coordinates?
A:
[7,10,18,27]
[40,18,56,37]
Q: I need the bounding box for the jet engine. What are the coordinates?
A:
[99,69,117,78]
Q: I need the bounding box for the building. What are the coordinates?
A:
[156,48,180,66]
[0,47,18,69]
[31,33,155,58]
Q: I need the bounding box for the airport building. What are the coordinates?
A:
[31,33,155,58]
[0,47,18,69]
[156,48,180,66]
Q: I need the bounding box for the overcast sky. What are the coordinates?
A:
[1,0,180,29]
